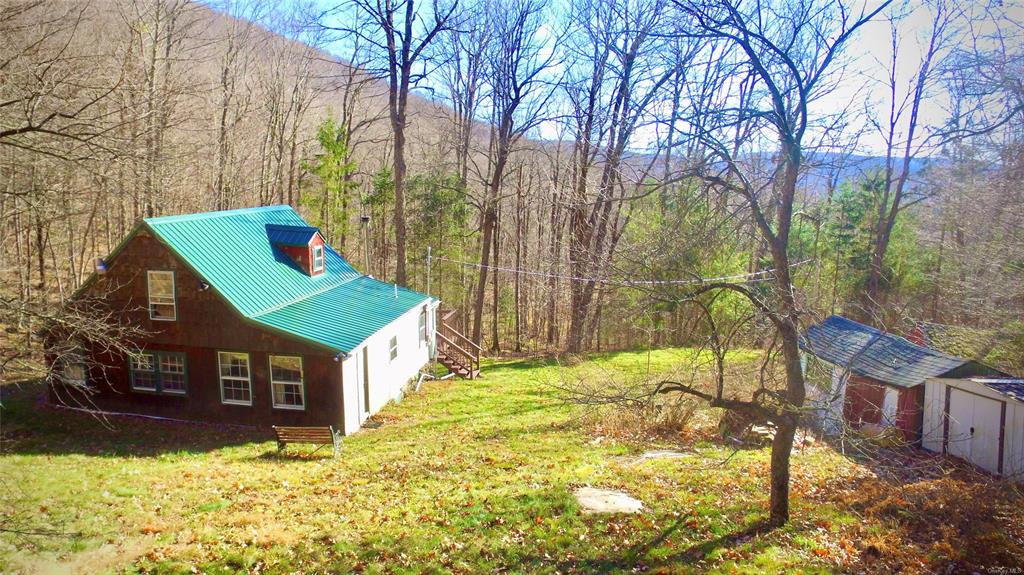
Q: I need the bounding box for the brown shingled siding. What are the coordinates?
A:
[49,229,344,429]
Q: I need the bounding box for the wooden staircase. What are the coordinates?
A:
[436,309,481,379]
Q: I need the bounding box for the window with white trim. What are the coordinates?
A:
[269,355,305,410]
[389,335,399,361]
[130,351,187,394]
[147,270,176,320]
[218,352,252,405]
[312,245,324,273]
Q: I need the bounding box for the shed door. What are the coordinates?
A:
[948,388,1003,475]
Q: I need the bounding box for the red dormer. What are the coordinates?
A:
[266,224,326,276]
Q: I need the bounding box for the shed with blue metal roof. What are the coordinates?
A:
[801,315,1004,443]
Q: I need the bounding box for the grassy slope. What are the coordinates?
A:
[1,348,1020,574]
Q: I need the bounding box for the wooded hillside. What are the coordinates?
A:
[2,0,1022,381]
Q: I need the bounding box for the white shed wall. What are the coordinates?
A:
[880,386,900,426]
[923,377,1024,482]
[1009,396,1024,480]
[804,360,847,436]
[340,301,437,435]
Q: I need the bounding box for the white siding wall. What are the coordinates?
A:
[340,301,437,435]
[922,378,947,454]
[1009,396,1024,480]
[804,359,847,436]
[880,386,900,426]
[340,359,360,435]
[923,377,1024,482]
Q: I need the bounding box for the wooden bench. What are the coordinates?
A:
[272,426,341,457]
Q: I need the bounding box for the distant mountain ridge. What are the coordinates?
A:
[800,152,938,195]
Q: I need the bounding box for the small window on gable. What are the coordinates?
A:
[312,245,325,274]
[389,336,399,361]
[148,270,176,320]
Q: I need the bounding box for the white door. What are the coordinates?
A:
[947,388,973,461]
[971,394,1003,474]
[948,388,1003,474]
[354,348,370,423]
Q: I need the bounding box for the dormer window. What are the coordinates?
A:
[312,245,324,274]
[266,224,326,276]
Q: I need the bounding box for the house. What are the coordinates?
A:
[801,315,1004,443]
[923,377,1024,480]
[47,205,446,434]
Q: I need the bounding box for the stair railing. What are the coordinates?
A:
[437,308,481,376]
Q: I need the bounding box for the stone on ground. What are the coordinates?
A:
[638,449,686,461]
[574,487,644,514]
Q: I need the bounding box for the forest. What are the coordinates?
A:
[1,0,1022,381]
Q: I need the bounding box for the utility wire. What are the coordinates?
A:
[430,255,812,287]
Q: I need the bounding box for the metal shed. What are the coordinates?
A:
[923,378,1024,481]
[801,316,1002,441]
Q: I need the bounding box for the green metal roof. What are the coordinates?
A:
[143,205,431,354]
[254,276,431,352]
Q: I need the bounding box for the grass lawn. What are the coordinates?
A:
[1,348,1021,574]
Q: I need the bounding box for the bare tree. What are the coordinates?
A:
[562,0,674,353]
[469,0,554,346]
[941,2,1024,142]
[435,4,490,187]
[1,284,146,398]
[323,0,459,285]
[656,0,892,526]
[124,0,206,217]
[861,0,961,320]
[209,1,265,211]
[0,2,123,157]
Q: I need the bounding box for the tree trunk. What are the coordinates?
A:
[491,206,501,353]
[514,173,524,353]
[472,207,496,345]
[768,414,797,525]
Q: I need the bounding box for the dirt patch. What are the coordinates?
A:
[574,487,644,514]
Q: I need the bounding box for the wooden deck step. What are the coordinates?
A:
[436,351,479,380]
[435,314,482,380]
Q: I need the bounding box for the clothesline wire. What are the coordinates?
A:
[428,254,813,287]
